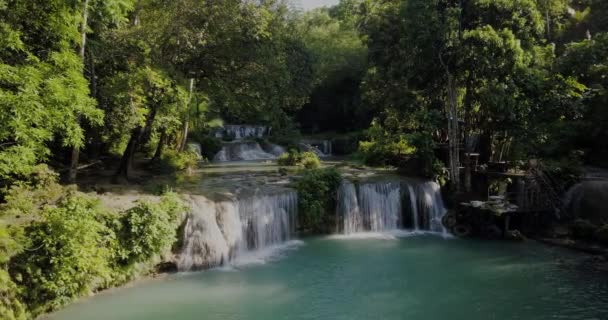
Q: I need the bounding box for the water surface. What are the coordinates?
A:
[49,235,608,320]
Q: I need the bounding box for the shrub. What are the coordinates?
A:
[300,152,321,169]
[9,192,115,315]
[1,227,26,320]
[359,135,416,167]
[294,168,342,233]
[0,270,26,320]
[115,193,186,267]
[278,150,321,169]
[277,150,299,166]
[159,149,201,173]
[358,121,440,177]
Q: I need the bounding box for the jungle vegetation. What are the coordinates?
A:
[1,0,607,318]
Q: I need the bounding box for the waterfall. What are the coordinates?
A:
[407,185,420,230]
[358,182,402,232]
[563,181,608,223]
[178,191,297,271]
[417,182,448,235]
[264,143,287,157]
[215,125,270,140]
[237,192,297,250]
[337,180,361,234]
[213,142,280,162]
[337,179,447,235]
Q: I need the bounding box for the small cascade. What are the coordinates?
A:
[178,191,297,271]
[213,142,279,162]
[237,192,297,250]
[417,182,448,235]
[337,179,447,235]
[299,140,332,157]
[563,181,608,223]
[337,180,361,234]
[264,143,287,157]
[407,185,420,230]
[215,125,270,140]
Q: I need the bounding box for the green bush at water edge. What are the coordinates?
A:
[156,149,201,173]
[278,150,321,169]
[294,168,342,233]
[0,171,188,318]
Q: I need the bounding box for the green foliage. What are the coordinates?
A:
[115,193,186,267]
[0,269,26,320]
[359,121,417,168]
[158,150,201,173]
[277,150,321,169]
[294,168,342,233]
[558,33,608,165]
[0,0,104,186]
[0,167,186,317]
[9,192,114,315]
[357,120,439,177]
[300,152,322,169]
[295,3,370,132]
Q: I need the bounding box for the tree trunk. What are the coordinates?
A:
[446,72,461,191]
[115,128,140,180]
[179,78,195,152]
[151,129,167,163]
[115,105,158,181]
[68,0,90,183]
[140,107,158,150]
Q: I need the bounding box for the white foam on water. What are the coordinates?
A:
[327,229,453,241]
[231,240,305,267]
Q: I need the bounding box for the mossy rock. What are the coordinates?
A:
[441,212,458,229]
[453,224,472,238]
[505,230,526,241]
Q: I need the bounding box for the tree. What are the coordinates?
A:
[68,0,134,182]
[0,1,101,187]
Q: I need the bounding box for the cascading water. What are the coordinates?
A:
[417,182,448,235]
[237,192,297,250]
[337,179,448,235]
[215,125,270,140]
[336,180,361,234]
[358,182,402,232]
[213,141,283,162]
[407,185,420,230]
[178,191,297,271]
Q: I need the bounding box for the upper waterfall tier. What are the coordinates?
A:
[336,179,448,235]
[214,125,271,140]
[178,191,297,271]
[213,141,286,162]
